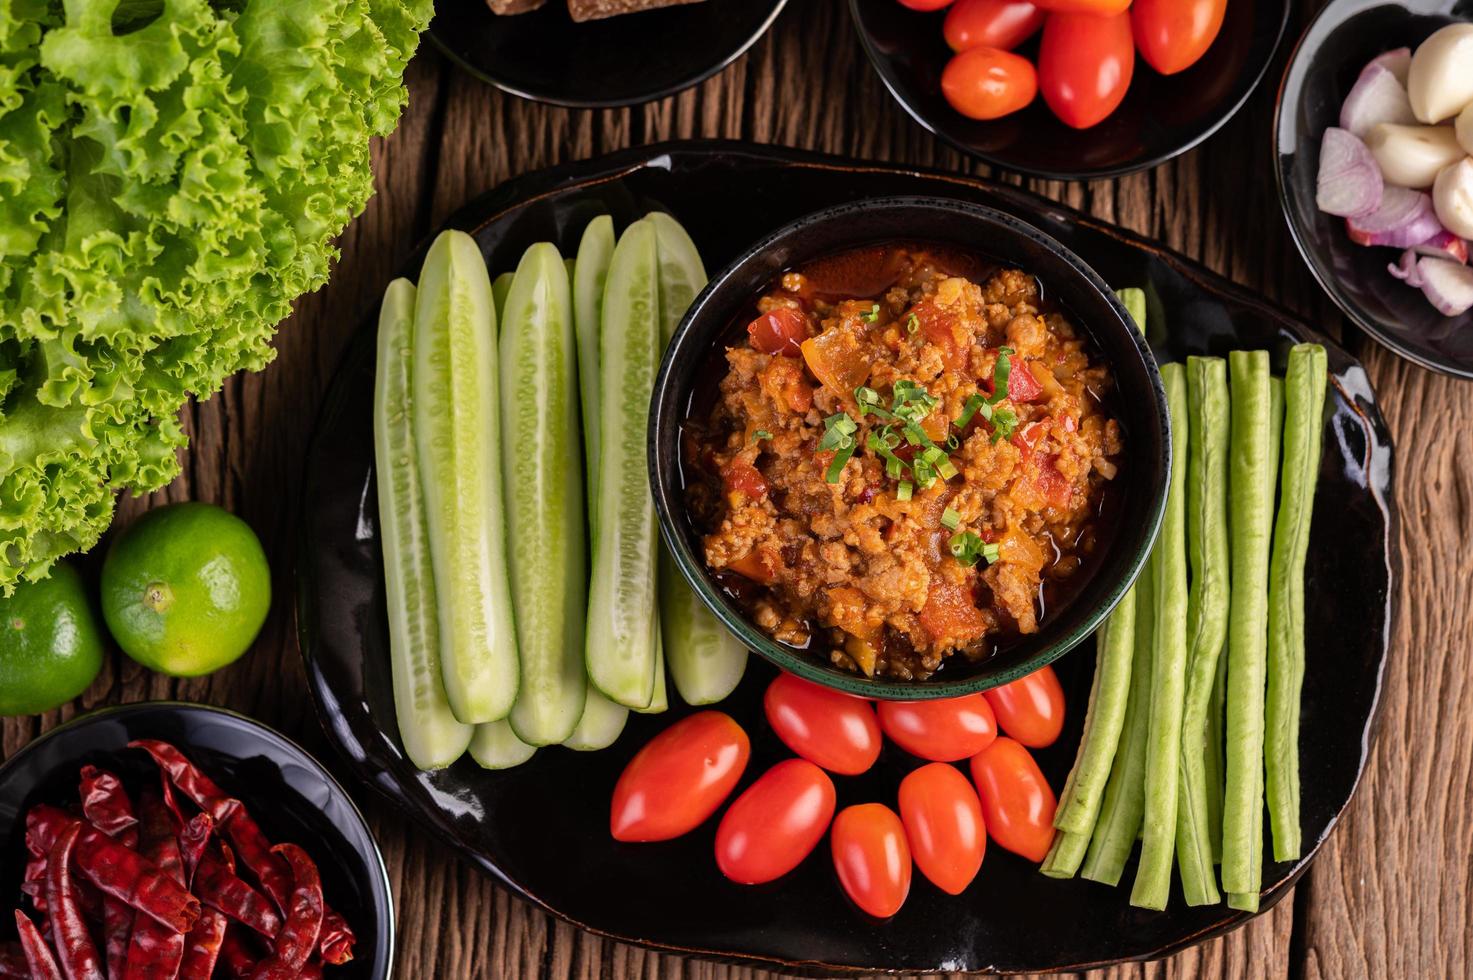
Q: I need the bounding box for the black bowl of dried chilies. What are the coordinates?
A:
[0,703,392,980]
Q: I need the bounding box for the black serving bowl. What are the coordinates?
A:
[0,703,393,980]
[1275,0,1473,378]
[850,0,1290,181]
[649,197,1169,700]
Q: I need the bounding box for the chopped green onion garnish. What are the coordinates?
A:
[941,507,961,530]
[989,407,1018,443]
[988,347,1015,405]
[826,445,855,483]
[818,412,857,452]
[956,393,988,430]
[753,429,772,442]
[897,480,913,501]
[906,312,919,335]
[937,457,959,480]
[949,530,999,567]
[981,541,1001,564]
[946,434,960,450]
[862,303,881,322]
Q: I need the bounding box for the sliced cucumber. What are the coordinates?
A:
[373,279,473,770]
[660,542,745,705]
[586,219,662,708]
[492,271,514,323]
[412,230,519,724]
[649,213,748,706]
[501,243,588,745]
[573,215,615,524]
[563,687,629,751]
[632,614,668,714]
[469,720,536,769]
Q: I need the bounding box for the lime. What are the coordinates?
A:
[101,502,271,677]
[0,562,104,715]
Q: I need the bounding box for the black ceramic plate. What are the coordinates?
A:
[428,0,789,108]
[1274,0,1472,379]
[0,703,394,980]
[295,141,1396,975]
[850,0,1290,180]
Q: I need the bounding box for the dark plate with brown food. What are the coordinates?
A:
[849,0,1291,180]
[651,197,1169,698]
[0,703,393,980]
[296,140,1394,974]
[428,0,789,108]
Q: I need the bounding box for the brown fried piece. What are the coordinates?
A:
[487,0,547,13]
[567,0,704,22]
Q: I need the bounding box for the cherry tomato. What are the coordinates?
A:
[1131,0,1227,75]
[715,759,836,885]
[720,459,768,500]
[967,737,1057,862]
[1037,10,1135,130]
[1032,0,1129,12]
[943,0,1045,52]
[830,804,912,918]
[610,711,750,842]
[897,763,986,895]
[941,47,1038,122]
[876,693,997,762]
[896,0,955,10]
[764,673,882,775]
[983,664,1065,748]
[746,307,806,356]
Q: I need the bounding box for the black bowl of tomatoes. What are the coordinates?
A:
[849,0,1291,180]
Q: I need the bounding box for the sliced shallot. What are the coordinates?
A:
[1339,59,1415,138]
[1316,127,1383,217]
[1387,250,1425,287]
[1417,257,1473,316]
[1411,229,1469,264]
[1346,186,1444,247]
[1370,47,1411,85]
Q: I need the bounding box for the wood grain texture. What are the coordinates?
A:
[2,1,1464,977]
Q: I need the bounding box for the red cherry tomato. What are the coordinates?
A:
[830,804,912,918]
[1032,0,1129,12]
[747,307,806,356]
[967,737,1057,862]
[715,759,837,885]
[1037,10,1135,130]
[764,674,883,775]
[876,694,997,762]
[941,47,1038,121]
[983,664,1065,748]
[610,711,750,842]
[1131,0,1228,75]
[896,0,955,10]
[943,0,1045,52]
[897,763,986,895]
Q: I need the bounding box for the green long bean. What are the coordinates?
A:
[1204,647,1227,862]
[1081,550,1156,886]
[1223,350,1274,910]
[1130,362,1190,911]
[1174,356,1231,905]
[1266,345,1326,862]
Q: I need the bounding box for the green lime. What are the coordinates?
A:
[0,562,104,716]
[101,502,271,677]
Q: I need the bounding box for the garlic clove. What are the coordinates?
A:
[1432,157,1473,240]
[1458,104,1473,156]
[1407,24,1473,124]
[1365,123,1465,188]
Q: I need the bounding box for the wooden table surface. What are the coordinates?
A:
[5,1,1469,977]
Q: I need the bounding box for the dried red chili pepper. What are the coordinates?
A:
[45,823,106,980]
[247,845,323,980]
[21,854,46,913]
[177,814,214,885]
[176,909,228,980]
[13,909,64,980]
[130,740,355,963]
[215,928,262,980]
[194,845,281,939]
[298,962,323,980]
[80,767,139,980]
[26,805,201,935]
[123,793,187,980]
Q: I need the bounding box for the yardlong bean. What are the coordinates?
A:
[1131,362,1190,911]
[1266,344,1327,862]
[1174,355,1231,906]
[1223,350,1274,910]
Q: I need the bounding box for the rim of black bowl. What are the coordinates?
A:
[0,701,395,977]
[427,0,790,110]
[848,0,1292,182]
[649,196,1169,700]
[1272,0,1473,381]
